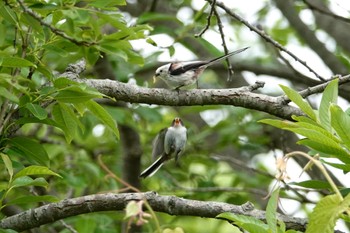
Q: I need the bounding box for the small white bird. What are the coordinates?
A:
[154,47,249,89]
[139,118,187,178]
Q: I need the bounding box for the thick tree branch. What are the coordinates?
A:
[73,78,303,120]
[59,60,350,121]
[0,192,308,232]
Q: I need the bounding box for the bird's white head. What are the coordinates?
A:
[154,64,171,80]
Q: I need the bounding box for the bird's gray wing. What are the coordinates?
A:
[152,128,167,161]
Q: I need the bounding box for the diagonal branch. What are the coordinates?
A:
[209,0,326,81]
[15,0,96,47]
[0,192,309,232]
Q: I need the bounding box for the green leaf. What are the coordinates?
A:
[0,3,17,24]
[87,0,126,8]
[286,128,342,152]
[85,100,119,139]
[12,176,49,188]
[217,213,268,232]
[1,153,13,180]
[53,77,80,89]
[266,189,279,233]
[289,180,332,189]
[0,87,19,103]
[321,160,350,173]
[0,57,36,68]
[55,86,102,103]
[291,115,319,126]
[52,103,78,143]
[8,137,50,166]
[6,195,59,205]
[330,104,350,151]
[293,121,340,143]
[280,85,316,120]
[258,119,297,129]
[319,79,338,131]
[16,117,60,128]
[137,12,180,24]
[306,194,350,233]
[13,165,62,179]
[298,139,350,163]
[25,103,48,120]
[125,201,139,219]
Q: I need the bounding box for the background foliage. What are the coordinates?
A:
[0,0,350,232]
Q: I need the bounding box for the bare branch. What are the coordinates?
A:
[0,192,309,232]
[274,0,348,75]
[212,7,235,81]
[303,0,350,24]
[209,0,326,81]
[195,0,216,37]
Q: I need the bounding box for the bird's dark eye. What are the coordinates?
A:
[160,70,163,73]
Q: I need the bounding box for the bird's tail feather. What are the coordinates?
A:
[206,47,249,66]
[139,154,168,178]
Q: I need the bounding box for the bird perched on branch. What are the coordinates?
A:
[153,47,249,89]
[140,118,187,178]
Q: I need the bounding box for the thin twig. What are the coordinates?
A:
[97,154,140,193]
[16,0,96,47]
[210,0,325,81]
[303,0,350,24]
[195,0,216,37]
[280,74,350,103]
[213,7,235,81]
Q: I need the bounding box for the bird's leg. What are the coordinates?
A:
[174,85,183,93]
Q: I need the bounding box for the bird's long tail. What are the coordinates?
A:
[139,154,169,178]
[206,47,249,66]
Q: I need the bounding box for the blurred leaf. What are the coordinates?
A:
[137,12,180,24]
[85,100,119,139]
[0,57,36,68]
[12,176,49,188]
[266,189,278,233]
[8,137,50,166]
[55,86,103,103]
[87,0,126,8]
[319,79,338,131]
[0,87,19,103]
[280,85,316,120]
[306,194,350,233]
[290,180,332,189]
[53,77,80,89]
[1,153,13,180]
[25,103,48,120]
[6,195,59,205]
[52,103,80,143]
[16,117,60,128]
[217,213,268,232]
[14,165,62,179]
[0,3,16,24]
[124,201,139,219]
